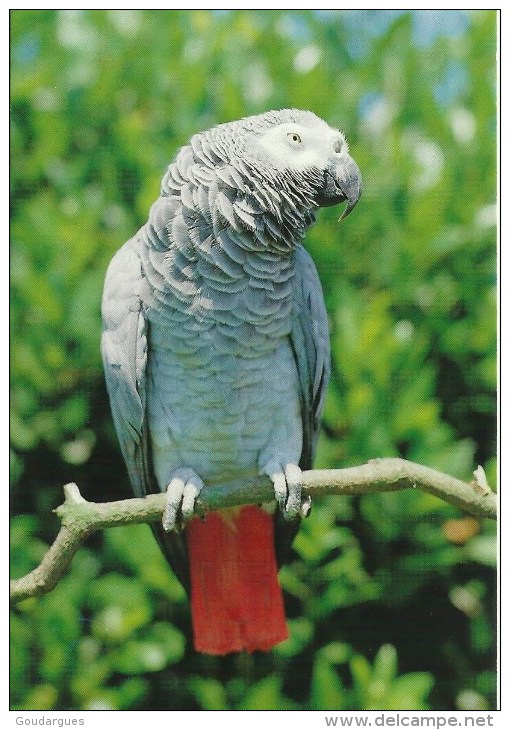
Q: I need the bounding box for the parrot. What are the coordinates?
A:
[101,109,361,655]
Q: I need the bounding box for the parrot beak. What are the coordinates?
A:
[318,154,362,220]
[338,163,362,220]
[336,156,362,221]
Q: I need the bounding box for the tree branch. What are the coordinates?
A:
[10,458,496,604]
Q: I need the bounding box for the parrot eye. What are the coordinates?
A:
[287,132,302,145]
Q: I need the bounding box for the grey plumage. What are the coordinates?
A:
[101,109,361,589]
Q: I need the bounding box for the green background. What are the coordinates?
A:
[10,9,497,711]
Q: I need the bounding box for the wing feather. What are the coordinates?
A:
[101,235,149,497]
[275,244,331,565]
[101,234,190,590]
[290,244,331,470]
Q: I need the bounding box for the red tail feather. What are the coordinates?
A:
[186,505,288,655]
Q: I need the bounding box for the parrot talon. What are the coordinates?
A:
[300,495,312,518]
[272,471,288,513]
[283,463,302,520]
[162,468,204,532]
[261,461,303,521]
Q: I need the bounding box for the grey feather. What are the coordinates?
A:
[101,236,148,497]
[290,244,331,469]
[101,235,191,589]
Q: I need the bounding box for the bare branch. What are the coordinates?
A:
[10,458,497,604]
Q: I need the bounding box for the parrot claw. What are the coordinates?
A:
[262,461,303,521]
[300,495,312,518]
[162,467,204,532]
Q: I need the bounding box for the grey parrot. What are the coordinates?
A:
[101,109,361,655]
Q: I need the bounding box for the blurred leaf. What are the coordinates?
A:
[14,684,59,711]
[238,675,294,710]
[89,573,153,642]
[384,673,434,710]
[103,525,186,601]
[463,534,497,567]
[372,644,398,686]
[274,616,314,657]
[311,657,345,710]
[188,677,229,710]
[111,622,185,674]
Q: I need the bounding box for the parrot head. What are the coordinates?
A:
[208,109,362,221]
[255,110,362,219]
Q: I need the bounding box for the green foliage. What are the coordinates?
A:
[10,9,496,711]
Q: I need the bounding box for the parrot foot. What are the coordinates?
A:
[162,467,204,532]
[261,461,305,520]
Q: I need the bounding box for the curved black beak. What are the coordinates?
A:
[336,155,362,221]
[318,154,362,220]
[338,157,362,221]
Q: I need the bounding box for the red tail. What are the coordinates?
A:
[186,505,288,655]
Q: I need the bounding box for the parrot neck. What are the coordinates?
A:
[161,144,318,252]
[139,146,317,353]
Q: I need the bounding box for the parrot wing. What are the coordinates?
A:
[101,235,149,496]
[290,243,331,471]
[101,234,190,589]
[275,243,331,565]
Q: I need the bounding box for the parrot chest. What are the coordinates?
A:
[145,274,302,487]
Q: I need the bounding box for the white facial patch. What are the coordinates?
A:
[257,122,347,172]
